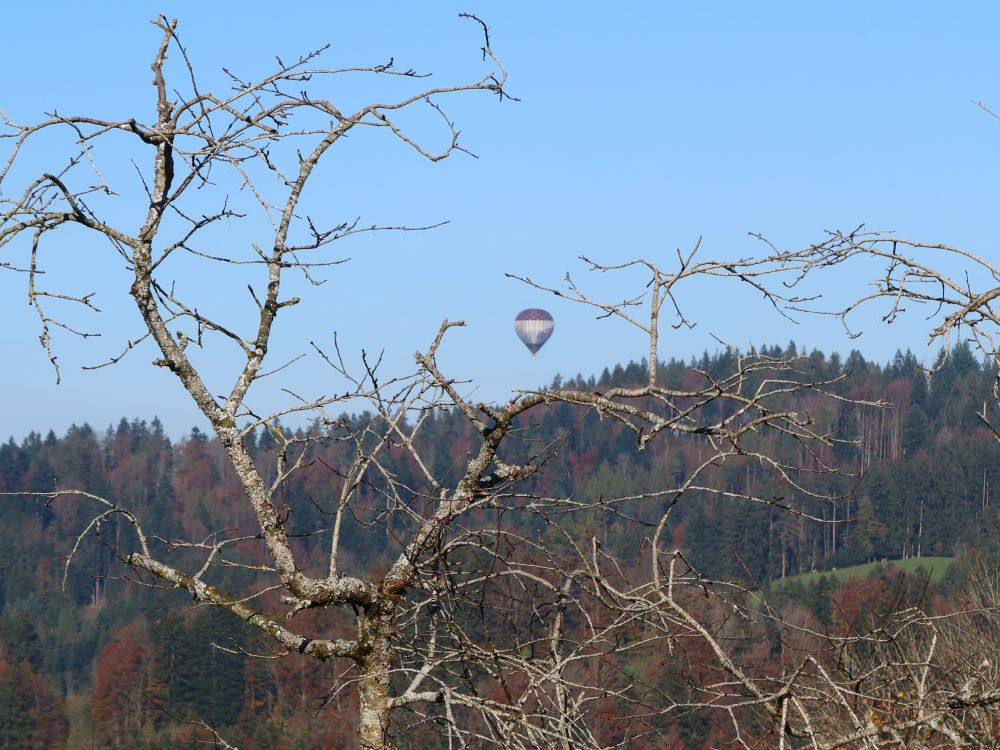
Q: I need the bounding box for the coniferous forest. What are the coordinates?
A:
[1,343,999,748]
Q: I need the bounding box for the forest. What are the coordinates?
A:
[2,342,997,749]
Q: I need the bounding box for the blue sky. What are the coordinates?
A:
[2,3,1000,439]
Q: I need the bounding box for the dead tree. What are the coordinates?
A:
[702,228,1000,749]
[780,229,1000,434]
[0,14,943,750]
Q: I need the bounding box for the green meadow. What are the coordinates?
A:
[772,556,954,588]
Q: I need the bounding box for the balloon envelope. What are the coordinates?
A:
[514,309,554,354]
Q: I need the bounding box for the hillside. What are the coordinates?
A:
[1,342,998,748]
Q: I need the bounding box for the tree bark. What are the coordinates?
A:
[357,606,396,750]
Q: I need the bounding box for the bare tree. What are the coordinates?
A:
[5,14,978,750]
[693,229,1000,750]
[781,229,1000,433]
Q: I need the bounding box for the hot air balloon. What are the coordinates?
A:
[514,308,554,355]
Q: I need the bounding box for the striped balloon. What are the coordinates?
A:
[514,309,554,355]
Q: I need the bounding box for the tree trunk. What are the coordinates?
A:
[358,607,396,750]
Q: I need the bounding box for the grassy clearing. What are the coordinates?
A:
[772,556,954,588]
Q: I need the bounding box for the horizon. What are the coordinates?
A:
[2,339,977,444]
